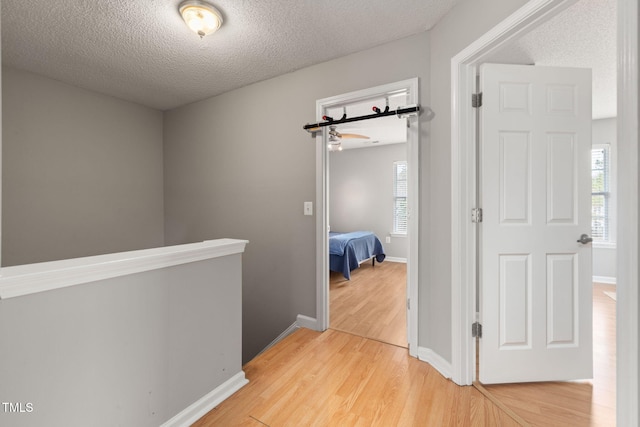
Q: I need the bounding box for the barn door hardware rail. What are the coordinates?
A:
[303,104,421,134]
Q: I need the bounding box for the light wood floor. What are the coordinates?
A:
[193,328,520,426]
[482,283,616,426]
[192,273,614,426]
[329,261,407,348]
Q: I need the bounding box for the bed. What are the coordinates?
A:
[329,231,386,280]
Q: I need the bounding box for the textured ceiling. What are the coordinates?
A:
[2,0,616,120]
[2,0,460,111]
[484,0,616,119]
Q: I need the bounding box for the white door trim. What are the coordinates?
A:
[314,79,420,357]
[616,0,639,425]
[452,0,638,423]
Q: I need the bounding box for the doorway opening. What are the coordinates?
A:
[314,79,420,356]
[326,95,409,347]
[452,0,634,424]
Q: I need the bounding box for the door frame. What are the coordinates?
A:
[314,79,420,357]
[452,0,638,423]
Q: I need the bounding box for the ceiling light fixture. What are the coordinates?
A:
[328,134,342,151]
[179,0,223,38]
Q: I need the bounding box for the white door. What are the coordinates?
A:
[479,63,593,384]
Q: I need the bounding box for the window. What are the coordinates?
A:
[393,161,408,234]
[591,145,610,241]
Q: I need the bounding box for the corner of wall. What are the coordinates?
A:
[417,346,453,380]
[296,314,318,330]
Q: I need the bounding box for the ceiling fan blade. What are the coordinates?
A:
[339,133,370,139]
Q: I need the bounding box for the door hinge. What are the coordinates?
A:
[471,208,483,223]
[472,321,483,338]
[407,299,410,310]
[472,92,483,108]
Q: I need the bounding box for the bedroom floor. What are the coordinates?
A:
[329,260,407,348]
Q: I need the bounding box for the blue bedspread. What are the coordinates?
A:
[329,231,385,280]
[329,231,374,255]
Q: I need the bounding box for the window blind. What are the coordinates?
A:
[591,145,610,241]
[394,161,408,234]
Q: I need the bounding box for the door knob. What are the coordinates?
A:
[577,234,593,244]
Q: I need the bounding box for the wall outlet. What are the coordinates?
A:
[385,236,391,243]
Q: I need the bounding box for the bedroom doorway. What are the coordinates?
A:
[326,97,409,346]
[314,79,420,357]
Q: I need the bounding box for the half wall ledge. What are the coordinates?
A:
[0,238,249,300]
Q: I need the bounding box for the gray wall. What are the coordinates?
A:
[329,143,408,259]
[163,31,430,362]
[425,0,528,361]
[2,67,165,266]
[0,255,244,427]
[593,117,617,281]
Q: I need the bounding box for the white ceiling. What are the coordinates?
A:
[2,0,616,149]
[1,0,460,111]
[484,0,616,119]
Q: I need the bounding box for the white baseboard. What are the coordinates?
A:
[417,347,453,380]
[160,371,249,427]
[257,321,300,356]
[257,315,319,358]
[593,275,617,285]
[384,257,407,263]
[296,314,318,330]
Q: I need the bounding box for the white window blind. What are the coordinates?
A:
[393,161,408,234]
[591,145,610,241]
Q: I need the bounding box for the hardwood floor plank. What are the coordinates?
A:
[330,261,407,348]
[193,274,614,426]
[193,328,522,426]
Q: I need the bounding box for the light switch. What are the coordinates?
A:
[386,236,391,243]
[304,201,313,216]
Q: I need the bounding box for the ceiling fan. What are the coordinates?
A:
[327,125,370,151]
[328,125,369,140]
[326,126,365,151]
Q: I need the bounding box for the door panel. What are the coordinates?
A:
[500,131,531,224]
[546,253,578,346]
[547,133,577,223]
[499,254,531,348]
[479,63,592,384]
